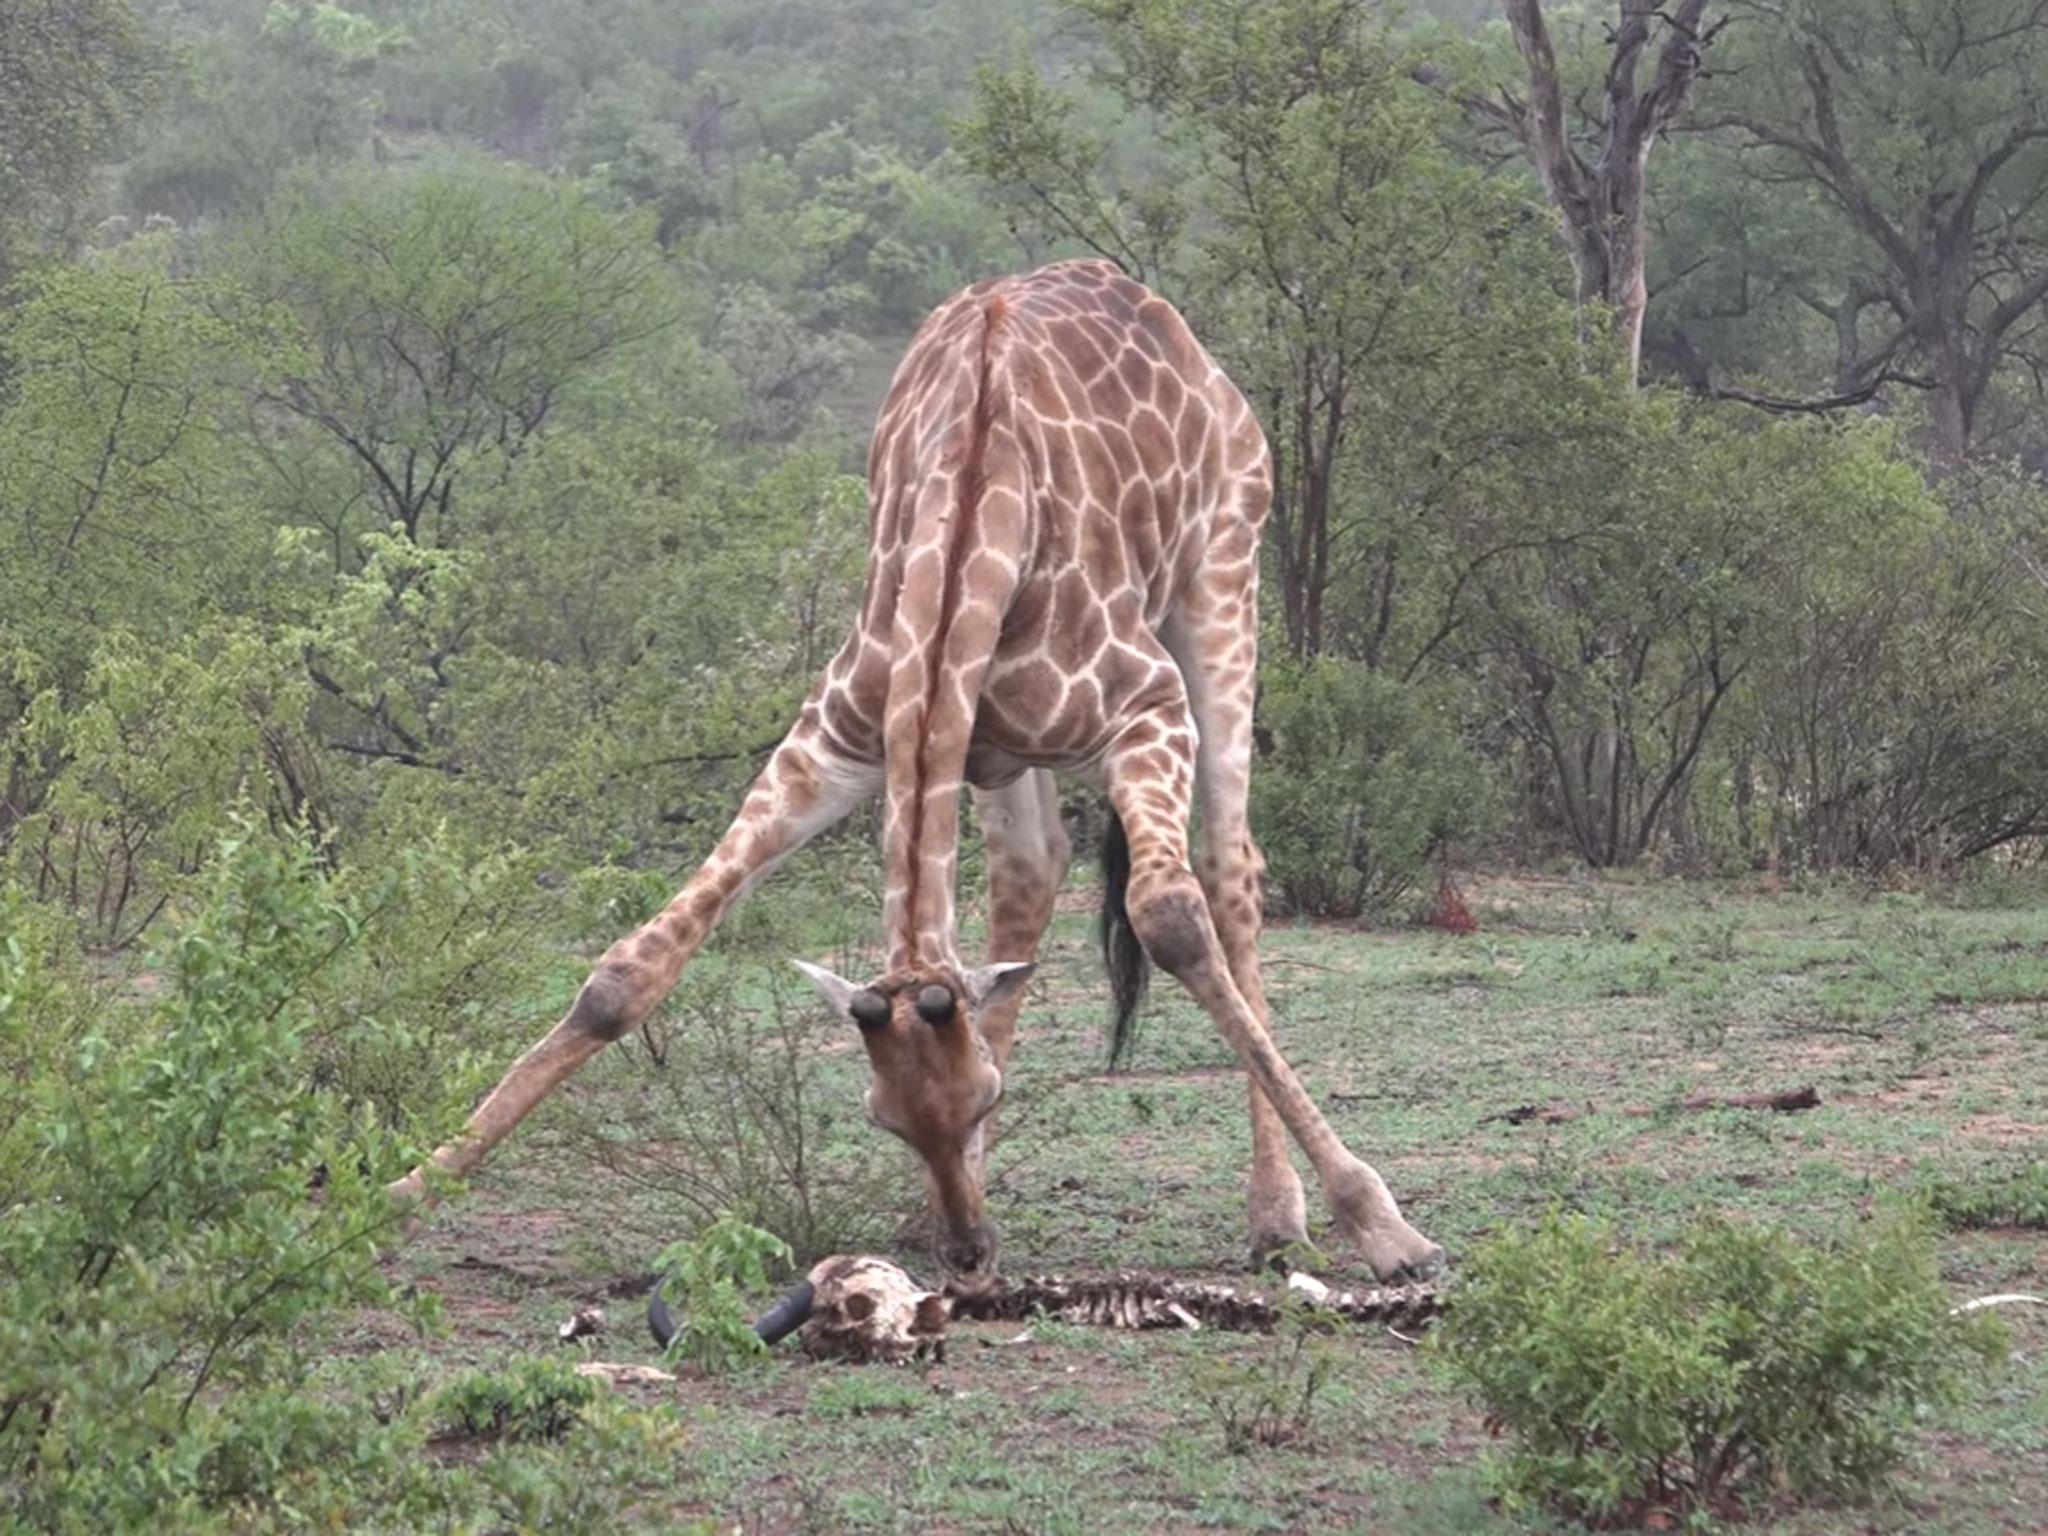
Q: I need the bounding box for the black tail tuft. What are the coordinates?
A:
[1099,811,1150,1069]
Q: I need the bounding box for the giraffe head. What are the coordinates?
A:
[794,958,1033,1295]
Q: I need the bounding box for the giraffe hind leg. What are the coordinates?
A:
[389,712,879,1201]
[1162,587,1306,1270]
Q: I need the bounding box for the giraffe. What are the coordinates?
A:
[390,259,1444,1295]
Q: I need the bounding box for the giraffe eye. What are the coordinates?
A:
[915,985,955,1024]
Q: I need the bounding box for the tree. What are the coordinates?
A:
[1457,402,1891,866]
[1717,0,2048,461]
[0,249,271,856]
[964,0,1579,660]
[124,0,411,222]
[1454,1,1724,390]
[239,161,675,555]
[0,0,162,266]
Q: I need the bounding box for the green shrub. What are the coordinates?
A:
[139,1362,699,1532]
[1922,1162,2048,1231]
[0,821,472,1526]
[653,1213,793,1374]
[567,955,910,1268]
[1431,1210,2005,1524]
[1185,1294,1339,1454]
[1251,660,1490,918]
[432,1357,602,1443]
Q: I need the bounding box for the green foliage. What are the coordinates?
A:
[1710,0,2048,456]
[0,0,163,256]
[125,0,411,218]
[1432,1210,2006,1523]
[9,622,314,942]
[0,254,275,695]
[1185,1296,1340,1454]
[239,158,675,547]
[432,1356,601,1443]
[652,1213,793,1374]
[569,948,908,1267]
[1252,661,1489,918]
[0,820,454,1525]
[1922,1163,2048,1233]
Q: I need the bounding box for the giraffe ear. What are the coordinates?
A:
[962,961,1034,1013]
[791,960,860,1018]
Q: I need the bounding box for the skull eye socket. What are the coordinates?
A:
[849,989,890,1031]
[915,984,955,1024]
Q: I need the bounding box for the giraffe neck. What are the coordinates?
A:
[878,296,1026,976]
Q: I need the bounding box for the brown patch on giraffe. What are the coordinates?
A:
[1047,678,1105,751]
[1052,318,1109,380]
[1001,567,1051,639]
[1122,504,1162,586]
[1075,426,1120,508]
[1080,507,1130,589]
[1129,405,1170,472]
[1155,365,1185,418]
[1096,642,1156,711]
[1089,369,1135,421]
[998,657,1064,720]
[1136,296,1191,363]
[1117,347,1153,401]
[1052,566,1094,626]
[1043,421,1081,502]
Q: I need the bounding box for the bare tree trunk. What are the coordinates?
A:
[1475,2,1720,389]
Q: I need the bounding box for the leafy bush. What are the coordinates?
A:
[139,1362,698,1532]
[1431,1210,2005,1524]
[1922,1162,2048,1232]
[569,953,910,1268]
[432,1357,602,1443]
[0,821,485,1525]
[1185,1295,1340,1453]
[653,1213,793,1374]
[1251,661,1490,918]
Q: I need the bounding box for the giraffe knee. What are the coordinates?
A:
[1126,868,1216,980]
[566,965,637,1043]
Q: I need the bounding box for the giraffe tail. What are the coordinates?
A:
[1100,811,1150,1068]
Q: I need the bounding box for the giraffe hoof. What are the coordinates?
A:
[1384,1244,1447,1285]
[1246,1234,1311,1275]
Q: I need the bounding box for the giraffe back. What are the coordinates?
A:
[818,259,1270,970]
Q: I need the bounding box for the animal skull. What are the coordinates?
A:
[799,1254,949,1364]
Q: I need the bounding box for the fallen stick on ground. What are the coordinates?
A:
[1481,1085,1820,1126]
[1952,1293,2047,1317]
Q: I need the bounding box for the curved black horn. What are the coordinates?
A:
[916,984,955,1023]
[646,1277,816,1350]
[750,1278,817,1345]
[647,1282,678,1349]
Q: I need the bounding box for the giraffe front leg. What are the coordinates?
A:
[389,715,879,1203]
[963,769,1070,1184]
[1101,708,1443,1284]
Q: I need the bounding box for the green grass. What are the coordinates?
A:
[370,870,2048,1533]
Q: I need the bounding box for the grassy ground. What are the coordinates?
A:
[358,871,2048,1533]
